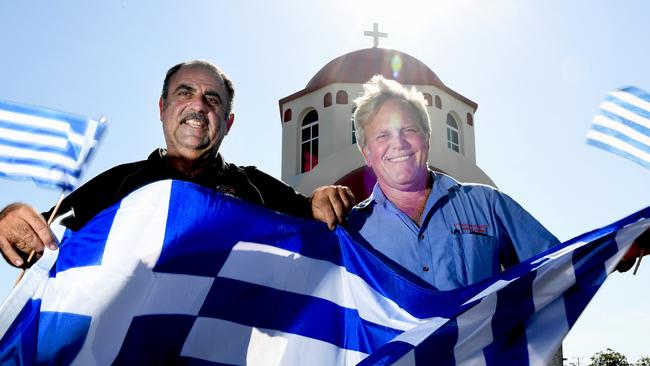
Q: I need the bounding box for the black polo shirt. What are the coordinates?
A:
[48,149,311,231]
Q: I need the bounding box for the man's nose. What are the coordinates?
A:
[391,133,409,149]
[189,95,209,112]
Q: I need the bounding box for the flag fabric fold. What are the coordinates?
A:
[587,86,650,169]
[0,100,106,190]
[0,180,647,365]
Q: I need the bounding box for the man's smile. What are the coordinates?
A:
[180,112,208,129]
[183,119,205,128]
[386,153,414,162]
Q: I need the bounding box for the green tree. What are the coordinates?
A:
[635,357,650,366]
[589,348,630,366]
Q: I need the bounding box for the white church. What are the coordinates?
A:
[278,27,495,200]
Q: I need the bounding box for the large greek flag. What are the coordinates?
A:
[0,100,106,190]
[0,181,647,365]
[587,86,650,169]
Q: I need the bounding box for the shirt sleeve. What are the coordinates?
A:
[242,166,312,219]
[43,173,114,231]
[43,162,147,231]
[492,190,560,267]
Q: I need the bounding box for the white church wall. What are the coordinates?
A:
[287,143,367,196]
[282,83,364,180]
[281,76,495,193]
[444,97,477,163]
[281,92,324,180]
[281,110,297,181]
[329,83,363,160]
[320,85,359,165]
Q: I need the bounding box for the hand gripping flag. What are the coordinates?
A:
[587,86,650,169]
[0,180,647,365]
[0,100,106,190]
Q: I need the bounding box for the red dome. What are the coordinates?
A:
[305,48,444,92]
[279,48,476,113]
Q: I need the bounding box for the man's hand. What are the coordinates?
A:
[0,203,57,268]
[310,185,355,230]
[617,228,650,272]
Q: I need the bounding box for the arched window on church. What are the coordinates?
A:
[446,113,461,153]
[435,95,442,109]
[324,93,332,108]
[336,90,348,104]
[283,108,292,122]
[301,110,319,173]
[423,93,433,107]
[467,112,474,126]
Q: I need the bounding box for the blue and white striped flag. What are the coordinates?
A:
[0,180,647,365]
[587,86,650,169]
[0,100,106,190]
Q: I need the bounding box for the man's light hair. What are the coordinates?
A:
[353,75,431,149]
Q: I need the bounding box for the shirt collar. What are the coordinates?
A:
[428,171,459,205]
[149,148,226,170]
[148,148,228,176]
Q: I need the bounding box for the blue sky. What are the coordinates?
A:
[0,0,648,361]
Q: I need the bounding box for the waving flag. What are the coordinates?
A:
[0,180,647,365]
[0,100,106,190]
[587,86,650,169]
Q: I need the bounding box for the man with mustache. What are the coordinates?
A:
[0,60,354,268]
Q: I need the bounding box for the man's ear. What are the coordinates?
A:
[226,113,235,134]
[158,97,164,121]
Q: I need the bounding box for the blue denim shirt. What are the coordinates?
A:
[346,172,559,290]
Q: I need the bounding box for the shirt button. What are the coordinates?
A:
[422,266,430,272]
[418,234,424,240]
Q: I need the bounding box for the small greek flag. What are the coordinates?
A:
[587,86,650,169]
[0,100,106,190]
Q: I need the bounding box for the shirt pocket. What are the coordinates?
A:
[453,233,500,287]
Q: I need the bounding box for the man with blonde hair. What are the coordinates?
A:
[346,75,559,290]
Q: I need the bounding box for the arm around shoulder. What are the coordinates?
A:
[242,166,354,227]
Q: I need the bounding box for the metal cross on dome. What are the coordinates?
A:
[364,23,387,48]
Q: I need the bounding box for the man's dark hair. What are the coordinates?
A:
[160,60,235,117]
